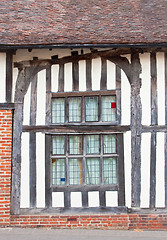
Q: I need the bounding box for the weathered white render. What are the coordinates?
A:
[0,49,166,213]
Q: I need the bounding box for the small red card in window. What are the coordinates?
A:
[111,102,116,108]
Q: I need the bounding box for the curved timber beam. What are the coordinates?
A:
[11,64,47,214]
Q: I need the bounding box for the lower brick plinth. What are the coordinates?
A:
[9,214,167,230]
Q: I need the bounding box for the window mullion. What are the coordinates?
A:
[99,95,102,122]
[65,135,69,185]
[83,135,86,184]
[100,134,104,185]
[65,97,68,123]
[82,96,85,123]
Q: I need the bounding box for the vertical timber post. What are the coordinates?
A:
[165,53,167,207]
[130,50,142,208]
[150,52,157,208]
[6,51,13,103]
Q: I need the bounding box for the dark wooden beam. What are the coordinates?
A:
[51,184,118,192]
[151,52,158,125]
[130,50,142,208]
[58,64,64,92]
[29,132,36,208]
[11,103,23,215]
[19,206,127,215]
[100,58,107,90]
[52,89,116,97]
[149,52,158,208]
[86,59,92,90]
[82,192,88,207]
[117,134,125,206]
[72,51,79,91]
[14,48,132,68]
[99,191,106,207]
[29,75,37,208]
[11,66,43,214]
[116,66,121,124]
[142,125,167,132]
[45,135,52,208]
[0,103,14,109]
[107,56,131,83]
[165,53,167,207]
[6,51,13,103]
[150,132,157,208]
[11,67,33,214]
[64,192,71,208]
[46,66,52,124]
[22,124,130,133]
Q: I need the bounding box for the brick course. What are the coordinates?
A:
[9,214,167,230]
[0,110,12,226]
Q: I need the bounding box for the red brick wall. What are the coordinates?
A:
[9,214,167,230]
[0,110,12,226]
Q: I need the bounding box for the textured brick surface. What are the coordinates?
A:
[9,214,167,230]
[0,110,12,226]
[0,0,166,45]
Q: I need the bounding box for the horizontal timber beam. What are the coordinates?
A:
[22,125,130,133]
[1,43,167,50]
[0,103,15,109]
[51,185,118,192]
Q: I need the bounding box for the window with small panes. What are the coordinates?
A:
[47,90,125,209]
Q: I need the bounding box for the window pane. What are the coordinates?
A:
[52,159,66,185]
[103,135,116,154]
[86,158,100,184]
[86,135,99,154]
[85,97,98,121]
[69,136,82,155]
[103,158,117,184]
[102,96,116,122]
[69,97,81,122]
[52,98,65,123]
[69,158,82,185]
[52,136,65,155]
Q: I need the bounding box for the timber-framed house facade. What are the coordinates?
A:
[0,0,167,229]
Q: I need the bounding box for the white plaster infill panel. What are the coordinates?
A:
[106,191,118,207]
[140,132,151,208]
[23,83,31,126]
[64,63,72,92]
[12,68,18,103]
[156,132,165,208]
[51,65,59,93]
[157,52,165,125]
[20,132,30,208]
[92,58,101,91]
[88,191,99,207]
[140,53,151,126]
[121,70,130,125]
[36,133,45,208]
[36,70,46,125]
[124,131,131,208]
[52,192,64,208]
[107,61,116,90]
[71,192,82,207]
[79,60,86,91]
[0,53,6,103]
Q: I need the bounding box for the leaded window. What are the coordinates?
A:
[51,92,117,124]
[51,134,117,186]
[48,90,125,210]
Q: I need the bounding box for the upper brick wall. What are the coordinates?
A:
[0,110,12,226]
[0,0,167,46]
